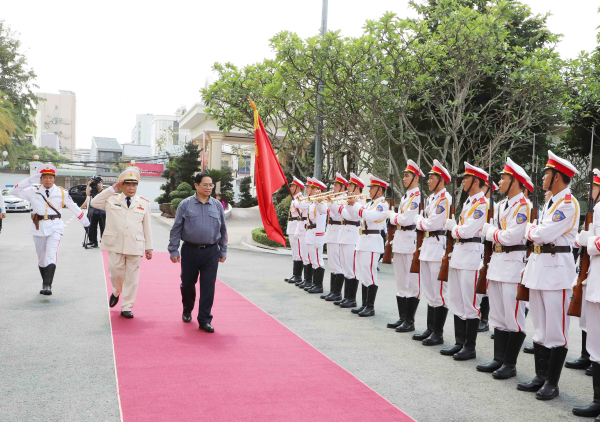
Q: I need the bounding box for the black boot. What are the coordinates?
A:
[573,362,600,417]
[397,297,419,333]
[423,306,448,346]
[441,316,466,356]
[351,284,368,314]
[288,261,303,284]
[38,266,47,294]
[335,277,350,305]
[413,305,434,341]
[478,297,490,332]
[308,267,325,294]
[340,279,359,308]
[321,273,335,299]
[565,330,591,369]
[284,261,295,282]
[588,365,594,376]
[454,318,479,360]
[536,346,568,400]
[517,343,551,392]
[476,328,508,371]
[387,296,406,328]
[523,345,534,354]
[42,264,56,296]
[296,264,309,286]
[326,274,344,302]
[358,285,378,317]
[493,331,526,379]
[298,265,313,288]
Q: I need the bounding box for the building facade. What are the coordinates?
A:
[131,114,154,146]
[35,90,77,159]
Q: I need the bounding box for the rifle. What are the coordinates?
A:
[382,157,395,264]
[568,128,595,317]
[516,135,539,302]
[410,167,425,274]
[475,151,494,294]
[438,175,455,281]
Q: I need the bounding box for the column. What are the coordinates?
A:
[210,132,224,192]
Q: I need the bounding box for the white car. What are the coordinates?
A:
[2,188,32,212]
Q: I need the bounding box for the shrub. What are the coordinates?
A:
[171,197,184,211]
[238,176,257,208]
[275,195,292,233]
[170,182,194,199]
[251,227,290,248]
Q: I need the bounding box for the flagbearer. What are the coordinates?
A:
[387,160,423,332]
[294,178,313,289]
[285,177,306,284]
[300,178,328,294]
[573,168,600,418]
[336,173,366,308]
[517,151,580,401]
[322,173,348,301]
[476,158,530,378]
[10,164,90,295]
[413,160,452,345]
[442,163,488,360]
[347,176,389,317]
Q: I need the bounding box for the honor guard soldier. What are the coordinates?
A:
[413,160,452,345]
[321,173,348,301]
[285,177,306,285]
[297,178,328,293]
[517,151,580,400]
[294,178,313,289]
[336,173,366,308]
[573,169,600,418]
[476,158,530,378]
[479,182,499,333]
[346,176,389,317]
[11,164,90,295]
[442,162,488,360]
[92,169,153,318]
[387,160,423,332]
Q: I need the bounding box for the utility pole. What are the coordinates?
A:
[313,0,328,180]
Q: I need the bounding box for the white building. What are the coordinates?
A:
[90,137,122,162]
[131,114,153,146]
[73,148,91,162]
[122,143,152,158]
[150,115,190,155]
[40,133,60,151]
[35,90,77,159]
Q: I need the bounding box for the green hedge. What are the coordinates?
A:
[252,227,290,248]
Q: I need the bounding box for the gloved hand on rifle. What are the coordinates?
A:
[482,222,492,234]
[572,277,587,288]
[387,210,396,220]
[578,230,592,247]
[444,219,457,231]
[485,226,497,242]
[414,211,424,226]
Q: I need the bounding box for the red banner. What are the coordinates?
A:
[136,163,164,177]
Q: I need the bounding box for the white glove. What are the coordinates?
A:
[482,222,492,234]
[29,173,41,183]
[445,219,457,231]
[478,260,484,270]
[583,278,588,286]
[388,210,396,220]
[485,226,496,242]
[520,267,526,276]
[414,212,423,226]
[389,206,395,213]
[84,221,90,228]
[579,230,592,246]
[525,222,536,240]
[571,277,578,289]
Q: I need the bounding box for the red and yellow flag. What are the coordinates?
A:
[250,99,288,247]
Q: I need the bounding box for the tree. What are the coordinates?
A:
[0,93,15,148]
[238,176,257,208]
[170,182,195,211]
[157,141,202,204]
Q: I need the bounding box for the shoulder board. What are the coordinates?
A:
[140,196,149,202]
[440,192,445,198]
[479,197,486,203]
[520,198,527,205]
[565,194,571,204]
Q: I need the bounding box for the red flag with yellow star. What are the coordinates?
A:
[250,99,288,247]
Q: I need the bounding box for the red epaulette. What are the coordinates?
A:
[520,198,527,205]
[415,191,420,196]
[565,194,572,204]
[479,197,486,203]
[440,192,445,198]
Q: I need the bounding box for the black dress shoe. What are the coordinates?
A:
[523,345,534,354]
[87,242,98,248]
[182,313,192,323]
[109,294,119,308]
[199,322,214,333]
[120,311,134,318]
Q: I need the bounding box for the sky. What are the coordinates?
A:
[2,0,599,150]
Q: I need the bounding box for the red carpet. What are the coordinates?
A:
[102,251,412,421]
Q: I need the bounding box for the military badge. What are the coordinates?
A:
[552,210,566,222]
[516,213,527,224]
[473,210,484,219]
[376,205,384,212]
[410,202,418,210]
[435,205,445,214]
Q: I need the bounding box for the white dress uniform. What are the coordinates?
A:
[285,177,306,284]
[11,165,90,294]
[293,179,311,269]
[91,169,152,313]
[350,176,389,317]
[517,151,580,400]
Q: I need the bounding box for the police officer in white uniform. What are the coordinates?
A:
[322,173,348,301]
[11,164,90,295]
[517,151,580,400]
[478,182,499,333]
[336,174,366,308]
[285,177,306,284]
[476,158,530,378]
[413,160,453,345]
[347,176,389,317]
[295,178,313,289]
[573,168,600,418]
[387,160,423,332]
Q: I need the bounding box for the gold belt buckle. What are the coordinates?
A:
[533,245,541,254]
[494,245,503,253]
[424,232,430,238]
[43,215,48,220]
[359,228,363,235]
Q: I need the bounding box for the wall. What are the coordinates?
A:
[35,91,76,159]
